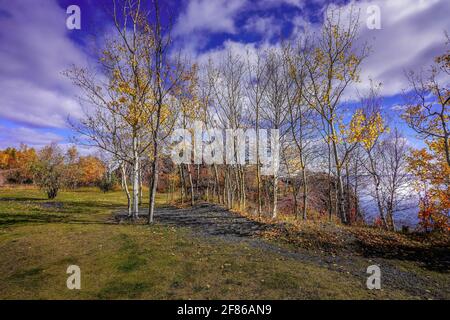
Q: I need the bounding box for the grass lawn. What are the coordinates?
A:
[0,186,445,299]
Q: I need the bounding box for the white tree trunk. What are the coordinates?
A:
[272,174,278,218]
[132,135,139,219]
[121,162,132,217]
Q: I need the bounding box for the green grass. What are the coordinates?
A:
[0,186,438,299]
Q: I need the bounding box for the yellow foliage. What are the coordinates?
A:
[347,109,387,150]
[406,146,450,231]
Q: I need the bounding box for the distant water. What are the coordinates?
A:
[359,195,420,230]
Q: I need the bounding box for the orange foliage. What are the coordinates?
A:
[0,144,105,187]
[0,144,38,183]
[407,143,450,232]
[78,156,106,186]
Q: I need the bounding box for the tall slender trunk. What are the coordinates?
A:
[439,112,450,167]
[172,180,175,202]
[211,177,216,202]
[353,158,361,220]
[120,166,126,190]
[148,0,163,224]
[255,104,262,216]
[241,167,246,209]
[330,123,347,224]
[187,164,195,206]
[345,162,351,222]
[225,168,231,209]
[213,164,220,203]
[386,203,395,231]
[179,165,185,204]
[272,174,278,218]
[166,184,170,203]
[132,134,139,220]
[292,180,299,219]
[301,168,307,220]
[368,152,388,228]
[235,167,241,209]
[196,164,200,198]
[138,159,143,205]
[121,162,132,217]
[374,180,387,228]
[223,170,228,207]
[148,151,159,224]
[148,95,161,224]
[327,142,333,221]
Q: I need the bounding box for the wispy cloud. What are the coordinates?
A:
[243,15,282,41]
[0,126,63,149]
[174,0,247,36]
[346,0,450,97]
[0,0,87,128]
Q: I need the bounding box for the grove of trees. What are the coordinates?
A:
[0,144,107,199]
[5,1,447,232]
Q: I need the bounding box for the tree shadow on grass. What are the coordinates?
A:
[0,213,118,226]
[0,197,48,202]
[0,213,69,225]
[61,201,124,209]
[355,241,450,273]
[0,201,126,226]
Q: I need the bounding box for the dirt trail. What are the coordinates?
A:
[115,203,449,299]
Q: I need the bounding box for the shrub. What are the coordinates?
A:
[98,172,118,193]
[32,144,65,199]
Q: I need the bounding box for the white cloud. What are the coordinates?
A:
[0,125,100,155]
[183,0,450,103]
[0,79,83,128]
[390,104,407,111]
[259,0,305,9]
[0,126,63,149]
[174,0,247,36]
[338,0,450,98]
[0,0,87,128]
[243,15,282,41]
[195,39,280,67]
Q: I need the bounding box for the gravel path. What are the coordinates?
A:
[115,203,449,299]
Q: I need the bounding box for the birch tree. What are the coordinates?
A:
[302,9,368,223]
[209,50,247,209]
[262,50,289,218]
[245,51,269,216]
[67,0,154,219]
[146,0,186,224]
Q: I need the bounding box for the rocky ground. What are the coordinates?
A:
[115,203,450,299]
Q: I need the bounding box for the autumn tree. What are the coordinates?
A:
[146,0,186,224]
[402,34,450,167]
[284,40,318,220]
[245,50,270,216]
[0,144,38,184]
[175,64,201,206]
[208,50,247,210]
[347,84,389,226]
[32,144,65,199]
[262,49,289,218]
[67,0,158,219]
[78,156,106,186]
[301,8,368,223]
[403,35,449,231]
[63,146,81,189]
[406,145,449,231]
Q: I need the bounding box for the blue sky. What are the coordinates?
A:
[0,0,449,152]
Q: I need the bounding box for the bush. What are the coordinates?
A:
[98,173,117,193]
[32,144,65,199]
